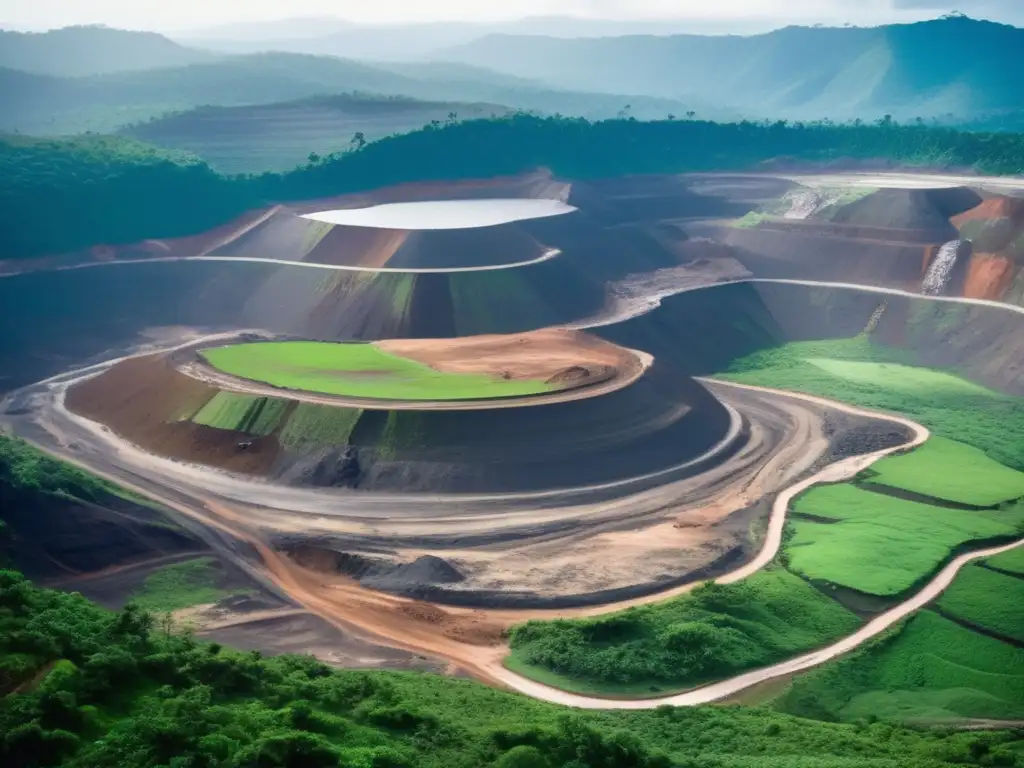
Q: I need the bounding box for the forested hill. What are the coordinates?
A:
[439,16,1024,122]
[4,114,1024,260]
[0,26,216,77]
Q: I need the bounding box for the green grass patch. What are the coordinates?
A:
[130,557,239,613]
[202,341,553,400]
[937,565,1024,643]
[191,391,287,435]
[865,437,1024,507]
[776,610,1024,724]
[733,211,773,228]
[278,403,364,450]
[789,485,1024,596]
[720,336,1024,470]
[985,546,1024,575]
[803,358,992,397]
[506,568,860,696]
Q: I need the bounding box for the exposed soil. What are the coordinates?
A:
[65,353,282,475]
[377,328,640,390]
[964,253,1017,300]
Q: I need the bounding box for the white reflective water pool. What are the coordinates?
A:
[301,198,577,230]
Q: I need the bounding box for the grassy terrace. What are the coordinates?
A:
[776,610,1024,724]
[863,436,1024,508]
[789,485,1024,596]
[937,563,1024,643]
[201,341,553,400]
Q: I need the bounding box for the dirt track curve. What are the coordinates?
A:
[3,277,1023,709]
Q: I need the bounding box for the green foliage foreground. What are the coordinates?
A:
[1,570,1020,768]
[6,114,1024,260]
[507,569,860,696]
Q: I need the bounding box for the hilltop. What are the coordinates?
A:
[438,16,1024,121]
[0,25,216,76]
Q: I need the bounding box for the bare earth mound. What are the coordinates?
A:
[377,328,638,391]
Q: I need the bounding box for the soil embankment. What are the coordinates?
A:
[596,280,1024,396]
[63,341,730,496]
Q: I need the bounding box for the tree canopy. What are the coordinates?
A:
[4,114,1024,261]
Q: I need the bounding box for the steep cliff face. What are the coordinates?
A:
[964,253,1017,300]
[953,196,1024,301]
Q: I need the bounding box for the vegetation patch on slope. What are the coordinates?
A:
[191,392,288,435]
[936,564,1024,643]
[201,341,554,400]
[776,610,1024,725]
[789,485,1024,596]
[864,436,1024,508]
[721,337,1024,470]
[129,557,243,614]
[277,404,364,451]
[506,568,860,696]
[3,570,1011,768]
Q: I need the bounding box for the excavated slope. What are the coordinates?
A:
[64,348,732,495]
[596,281,1024,396]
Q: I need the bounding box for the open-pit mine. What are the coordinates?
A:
[3,169,1024,708]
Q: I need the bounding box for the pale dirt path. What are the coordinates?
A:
[492,536,1024,709]
[0,247,564,279]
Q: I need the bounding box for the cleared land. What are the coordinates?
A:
[776,610,1024,723]
[937,564,1024,643]
[505,568,860,696]
[201,341,555,400]
[789,485,1024,596]
[864,436,1024,507]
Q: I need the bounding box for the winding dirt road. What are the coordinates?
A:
[4,274,1023,709]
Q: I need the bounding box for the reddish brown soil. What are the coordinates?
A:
[66,354,282,475]
[952,196,1024,227]
[964,253,1017,300]
[376,328,642,390]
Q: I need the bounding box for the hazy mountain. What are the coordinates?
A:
[176,16,756,62]
[0,25,216,76]
[0,51,712,136]
[437,16,1024,121]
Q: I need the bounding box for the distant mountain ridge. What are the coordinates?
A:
[0,25,216,76]
[437,16,1024,121]
[0,51,708,136]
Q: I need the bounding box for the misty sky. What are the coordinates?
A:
[0,0,1018,32]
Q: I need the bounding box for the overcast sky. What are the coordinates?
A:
[0,0,1019,32]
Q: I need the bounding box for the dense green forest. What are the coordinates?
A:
[4,114,1024,261]
[3,569,1023,768]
